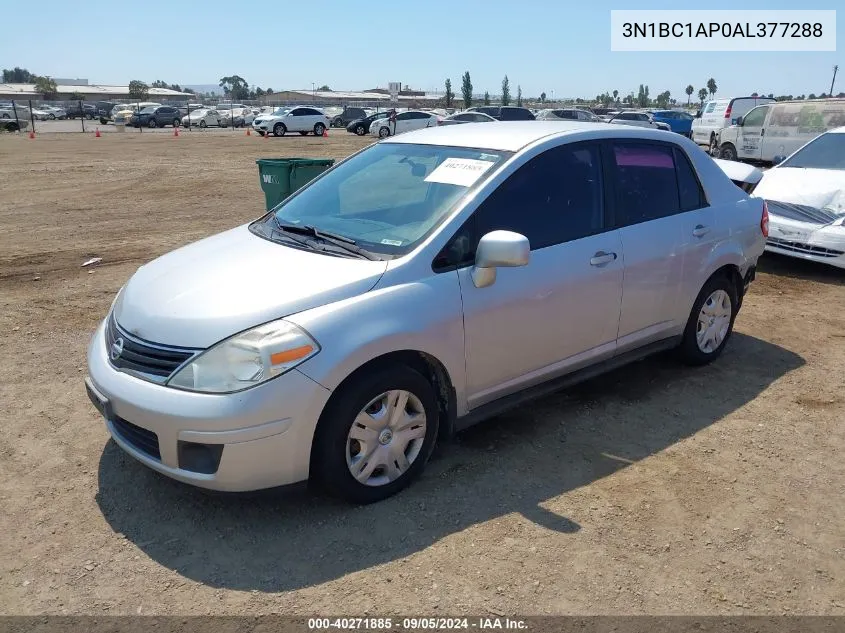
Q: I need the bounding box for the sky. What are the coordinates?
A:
[1,0,841,100]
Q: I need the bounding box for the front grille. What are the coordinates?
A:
[112,416,161,460]
[105,315,198,380]
[767,237,844,258]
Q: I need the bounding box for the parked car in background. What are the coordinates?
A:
[749,127,845,269]
[66,102,97,119]
[346,110,390,136]
[649,110,695,137]
[608,111,671,131]
[84,121,766,503]
[714,99,845,163]
[96,101,119,124]
[37,105,67,119]
[370,110,440,138]
[536,108,601,122]
[182,108,222,128]
[1,118,29,132]
[112,102,161,124]
[219,107,256,128]
[252,106,330,137]
[691,96,775,153]
[29,107,52,121]
[467,106,535,121]
[129,105,183,128]
[330,107,368,128]
[439,112,498,126]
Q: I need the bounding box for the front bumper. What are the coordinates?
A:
[85,319,332,491]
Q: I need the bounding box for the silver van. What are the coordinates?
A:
[692,96,775,153]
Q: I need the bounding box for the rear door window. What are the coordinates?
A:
[610,142,686,225]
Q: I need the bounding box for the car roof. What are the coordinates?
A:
[384,121,682,152]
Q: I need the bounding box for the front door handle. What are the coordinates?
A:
[692,224,710,237]
[590,251,617,266]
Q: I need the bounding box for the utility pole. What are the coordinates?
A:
[830,65,839,97]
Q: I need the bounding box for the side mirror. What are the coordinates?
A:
[695,111,702,118]
[735,116,744,126]
[772,155,785,166]
[471,230,530,288]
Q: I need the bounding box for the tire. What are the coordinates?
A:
[273,123,286,137]
[48,113,55,120]
[378,126,390,138]
[709,134,718,156]
[173,118,181,127]
[677,273,738,366]
[355,124,365,136]
[86,114,94,120]
[299,131,308,136]
[719,143,737,161]
[257,130,265,136]
[312,365,439,504]
[199,120,207,128]
[314,122,326,136]
[100,118,108,125]
[148,119,157,128]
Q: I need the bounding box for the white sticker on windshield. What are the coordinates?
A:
[424,158,495,187]
[380,239,403,246]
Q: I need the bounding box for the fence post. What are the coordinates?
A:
[28,100,36,134]
[80,100,85,133]
[12,100,20,132]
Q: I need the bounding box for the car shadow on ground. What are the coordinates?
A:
[758,251,845,286]
[96,332,803,592]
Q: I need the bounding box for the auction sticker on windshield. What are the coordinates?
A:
[425,157,496,187]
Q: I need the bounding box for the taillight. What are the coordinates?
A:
[724,105,732,119]
[761,201,769,237]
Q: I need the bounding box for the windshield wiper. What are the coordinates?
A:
[272,219,380,260]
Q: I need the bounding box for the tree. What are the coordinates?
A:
[636,84,649,108]
[808,93,817,100]
[656,90,670,107]
[128,80,149,100]
[69,91,85,102]
[697,88,707,105]
[219,75,249,101]
[501,75,511,106]
[34,76,58,99]
[255,87,265,98]
[318,85,331,91]
[483,91,490,106]
[151,80,167,89]
[516,85,522,107]
[706,77,717,96]
[2,67,36,83]
[461,71,473,108]
[685,84,694,105]
[444,78,454,108]
[266,88,274,95]
[612,89,619,103]
[540,92,546,103]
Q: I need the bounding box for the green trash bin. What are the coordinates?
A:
[256,157,335,211]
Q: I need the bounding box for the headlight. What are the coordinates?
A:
[166,319,319,393]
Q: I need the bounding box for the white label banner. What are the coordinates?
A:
[424,158,495,187]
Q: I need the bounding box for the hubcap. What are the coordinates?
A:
[696,289,732,353]
[346,390,427,487]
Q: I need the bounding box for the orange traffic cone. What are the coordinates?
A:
[28,130,35,139]
[322,128,328,138]
[246,127,251,136]
[173,126,179,137]
[95,128,101,138]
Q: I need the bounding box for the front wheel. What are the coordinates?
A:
[719,143,737,161]
[312,365,439,504]
[677,274,738,366]
[273,123,286,136]
[378,126,390,138]
[199,120,207,128]
[709,134,718,156]
[355,124,365,135]
[148,119,157,128]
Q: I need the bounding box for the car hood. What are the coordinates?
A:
[754,167,845,223]
[113,224,388,348]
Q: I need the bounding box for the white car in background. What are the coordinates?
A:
[182,108,222,128]
[370,110,441,138]
[750,127,845,269]
[219,106,256,128]
[608,111,671,131]
[112,102,161,124]
[252,106,330,137]
[38,105,67,119]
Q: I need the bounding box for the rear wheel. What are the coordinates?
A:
[313,365,439,504]
[677,274,738,366]
[314,122,326,136]
[173,118,181,127]
[709,134,718,156]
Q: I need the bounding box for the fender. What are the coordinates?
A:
[286,271,468,413]
[682,236,748,312]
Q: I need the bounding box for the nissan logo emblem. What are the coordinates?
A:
[110,337,124,361]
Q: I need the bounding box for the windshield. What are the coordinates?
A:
[140,106,156,114]
[272,107,290,116]
[780,133,845,170]
[253,143,512,257]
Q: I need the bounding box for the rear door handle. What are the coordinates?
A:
[693,225,710,237]
[590,251,617,266]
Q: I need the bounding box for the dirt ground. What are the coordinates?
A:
[1,131,844,616]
